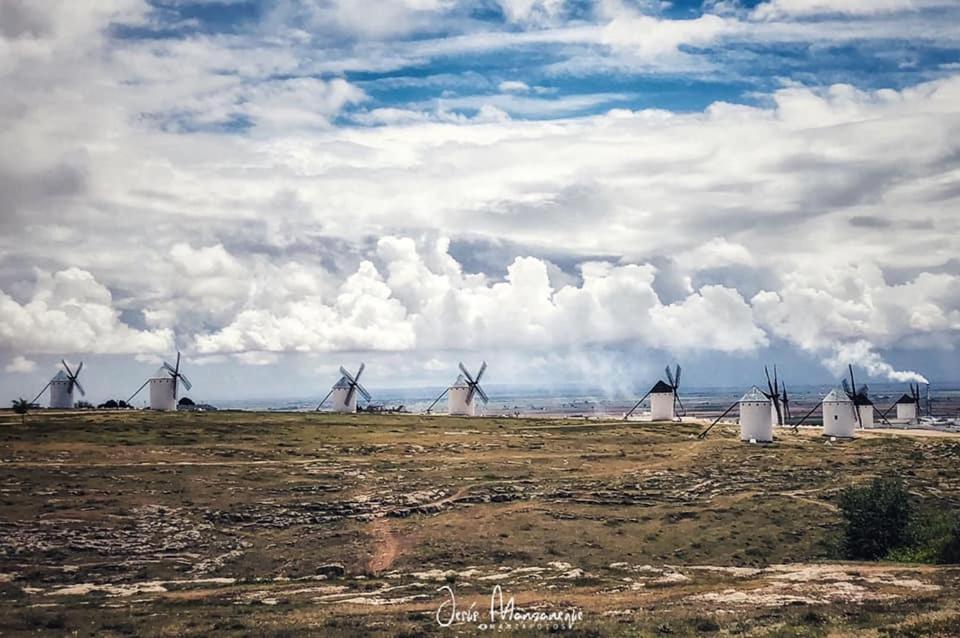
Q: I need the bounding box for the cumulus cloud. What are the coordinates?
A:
[0,269,173,354]
[751,262,959,382]
[190,237,768,357]
[1,0,959,393]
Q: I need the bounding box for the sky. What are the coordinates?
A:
[1,0,959,404]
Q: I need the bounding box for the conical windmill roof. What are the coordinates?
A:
[332,375,351,389]
[896,393,916,404]
[739,386,770,403]
[51,369,70,382]
[150,366,170,379]
[451,374,469,389]
[852,392,874,406]
[649,380,674,394]
[823,387,852,403]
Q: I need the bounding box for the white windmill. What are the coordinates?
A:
[738,386,774,442]
[316,364,371,413]
[426,362,489,416]
[32,360,85,409]
[128,352,193,411]
[883,383,923,424]
[789,365,890,437]
[698,385,774,443]
[623,364,684,421]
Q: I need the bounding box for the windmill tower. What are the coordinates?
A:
[739,386,773,442]
[447,362,489,416]
[822,388,857,437]
[316,364,370,413]
[890,383,922,423]
[624,364,684,421]
[128,352,192,411]
[32,360,85,408]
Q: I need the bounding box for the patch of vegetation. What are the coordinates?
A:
[839,477,912,560]
[840,477,960,564]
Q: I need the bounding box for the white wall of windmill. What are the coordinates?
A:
[740,400,773,442]
[769,400,781,427]
[896,402,917,422]
[823,400,857,438]
[49,380,73,409]
[447,385,476,416]
[857,404,875,428]
[149,378,177,411]
[650,392,675,421]
[331,386,357,413]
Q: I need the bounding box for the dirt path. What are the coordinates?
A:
[367,519,400,574]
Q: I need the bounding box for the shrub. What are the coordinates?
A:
[936,517,960,564]
[839,477,912,560]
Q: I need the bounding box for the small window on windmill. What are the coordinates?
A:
[834,415,838,420]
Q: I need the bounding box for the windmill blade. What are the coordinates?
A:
[474,384,489,404]
[178,373,192,391]
[355,382,372,402]
[771,394,783,426]
[764,366,775,398]
[853,402,863,428]
[665,366,675,388]
[465,384,476,406]
[174,351,181,376]
[345,384,357,406]
[623,389,653,420]
[61,359,75,378]
[353,363,365,383]
[848,364,858,397]
[674,391,686,416]
[674,365,681,389]
[74,361,83,377]
[31,382,52,405]
[162,361,177,376]
[127,378,150,404]
[781,382,791,420]
[315,388,335,411]
[458,362,476,386]
[842,379,852,396]
[475,361,488,384]
[698,401,739,439]
[877,404,893,427]
[74,380,86,396]
[879,402,896,421]
[860,384,869,397]
[339,366,358,387]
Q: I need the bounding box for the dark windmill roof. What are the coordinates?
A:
[852,392,874,406]
[896,393,916,404]
[649,380,674,394]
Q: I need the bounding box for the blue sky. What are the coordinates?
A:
[1,0,959,403]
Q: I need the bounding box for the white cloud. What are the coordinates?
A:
[1,2,959,388]
[4,355,36,373]
[191,237,768,356]
[752,0,943,20]
[601,12,735,57]
[0,269,173,354]
[498,80,531,93]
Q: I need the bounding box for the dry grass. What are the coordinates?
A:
[1,410,959,636]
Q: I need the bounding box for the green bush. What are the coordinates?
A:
[839,477,912,560]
